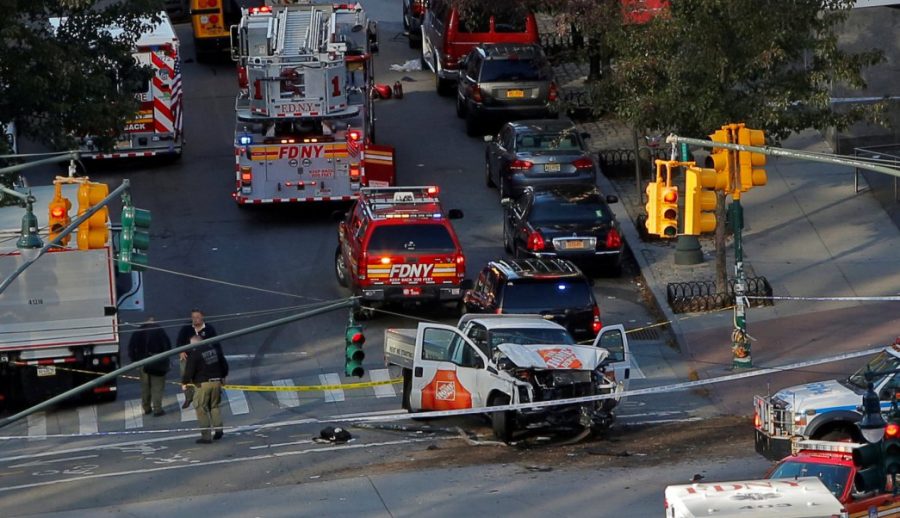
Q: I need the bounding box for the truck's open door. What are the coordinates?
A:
[592,324,631,392]
[411,323,490,411]
[363,144,395,188]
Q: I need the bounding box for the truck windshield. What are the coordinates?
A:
[490,328,575,351]
[768,461,850,499]
[846,351,900,390]
[367,224,456,253]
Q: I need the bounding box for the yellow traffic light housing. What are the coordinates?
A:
[48,183,72,246]
[76,181,110,250]
[737,127,768,192]
[684,167,720,235]
[659,185,679,238]
[644,181,662,236]
[709,127,735,193]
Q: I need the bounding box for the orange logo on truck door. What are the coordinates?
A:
[421,369,472,410]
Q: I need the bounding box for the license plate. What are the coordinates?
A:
[37,366,56,377]
[403,287,422,296]
[562,240,587,250]
[544,163,561,172]
[114,139,132,150]
[506,89,525,98]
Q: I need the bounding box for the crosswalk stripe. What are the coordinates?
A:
[78,406,98,435]
[369,369,396,398]
[177,393,197,422]
[124,400,143,429]
[225,389,249,415]
[27,413,46,441]
[320,373,344,402]
[273,379,300,407]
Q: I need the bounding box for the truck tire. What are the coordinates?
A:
[490,394,515,442]
[334,246,348,288]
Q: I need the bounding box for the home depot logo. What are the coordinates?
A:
[435,381,455,401]
[538,348,582,369]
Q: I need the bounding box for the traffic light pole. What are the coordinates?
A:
[0,179,130,295]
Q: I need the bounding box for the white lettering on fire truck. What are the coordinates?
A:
[279,145,325,160]
[277,102,321,114]
[389,264,434,279]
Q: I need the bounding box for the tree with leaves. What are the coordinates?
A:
[0,0,162,154]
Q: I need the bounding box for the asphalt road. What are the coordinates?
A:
[0,1,718,514]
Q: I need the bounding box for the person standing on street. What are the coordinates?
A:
[176,308,220,409]
[182,335,229,444]
[127,317,172,417]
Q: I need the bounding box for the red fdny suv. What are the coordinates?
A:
[335,186,467,315]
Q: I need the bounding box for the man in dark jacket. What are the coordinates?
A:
[127,317,172,416]
[182,335,229,444]
[176,308,220,409]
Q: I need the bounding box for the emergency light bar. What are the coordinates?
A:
[791,439,860,456]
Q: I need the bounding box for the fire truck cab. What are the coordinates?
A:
[231,2,394,205]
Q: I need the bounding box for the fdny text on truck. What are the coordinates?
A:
[230,2,395,205]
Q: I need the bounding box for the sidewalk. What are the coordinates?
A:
[553,62,900,416]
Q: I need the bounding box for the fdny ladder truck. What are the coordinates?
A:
[230,2,395,205]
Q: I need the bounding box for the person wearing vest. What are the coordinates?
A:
[182,335,229,444]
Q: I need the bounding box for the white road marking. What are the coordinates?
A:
[27,413,46,441]
[224,389,249,415]
[249,440,314,450]
[369,369,396,398]
[77,406,98,436]
[273,379,300,408]
[625,417,704,425]
[177,394,196,422]
[328,409,408,419]
[320,373,344,403]
[618,411,686,419]
[9,454,99,469]
[124,400,143,430]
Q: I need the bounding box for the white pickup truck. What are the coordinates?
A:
[754,342,900,460]
[383,315,631,441]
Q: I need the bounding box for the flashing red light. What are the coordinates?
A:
[249,6,272,15]
[241,171,252,183]
[887,423,900,438]
[427,186,439,195]
[572,157,594,169]
[662,188,678,203]
[379,256,391,265]
[754,412,761,429]
[527,231,545,251]
[471,85,483,103]
[50,205,66,218]
[207,0,218,7]
[349,165,361,180]
[456,255,465,264]
[208,14,219,24]
[509,159,533,171]
[548,82,558,102]
[351,332,365,344]
[347,129,361,142]
[606,228,622,249]
[592,305,602,334]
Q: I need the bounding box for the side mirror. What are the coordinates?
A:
[581,132,591,140]
[606,195,618,204]
[500,198,512,208]
[331,210,346,222]
[460,278,474,291]
[448,208,464,219]
[483,135,494,143]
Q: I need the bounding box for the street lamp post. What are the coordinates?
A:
[860,382,887,444]
[15,197,42,260]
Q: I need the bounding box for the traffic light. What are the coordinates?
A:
[76,181,109,250]
[853,441,887,493]
[883,418,900,476]
[736,127,768,192]
[117,205,152,273]
[709,128,735,194]
[659,184,678,238]
[345,323,365,378]
[644,181,661,236]
[684,167,720,235]
[48,183,72,246]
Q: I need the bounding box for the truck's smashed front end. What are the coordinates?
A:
[496,343,617,433]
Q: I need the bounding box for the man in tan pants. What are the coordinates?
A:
[181,335,229,444]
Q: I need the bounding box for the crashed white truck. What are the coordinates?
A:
[383,315,629,441]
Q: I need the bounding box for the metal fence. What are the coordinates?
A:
[597,148,670,178]
[666,276,774,313]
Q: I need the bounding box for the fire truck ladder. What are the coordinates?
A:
[277,6,329,58]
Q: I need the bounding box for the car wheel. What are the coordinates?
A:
[465,112,480,137]
[484,158,495,187]
[490,394,515,443]
[435,58,454,97]
[456,95,466,118]
[334,246,348,287]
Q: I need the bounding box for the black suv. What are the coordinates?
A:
[502,185,624,276]
[462,258,602,341]
[456,43,558,136]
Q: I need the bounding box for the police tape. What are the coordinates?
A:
[223,378,402,392]
[747,295,900,301]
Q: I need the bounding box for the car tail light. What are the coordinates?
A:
[548,82,558,102]
[527,231,545,251]
[456,254,465,275]
[238,66,248,89]
[359,251,368,280]
[349,164,361,182]
[606,228,621,249]
[471,85,483,103]
[509,159,533,171]
[592,305,602,334]
[253,80,263,100]
[572,157,593,169]
[753,412,761,429]
[240,167,252,186]
[379,256,392,265]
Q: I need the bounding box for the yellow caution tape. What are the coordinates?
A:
[223,378,403,392]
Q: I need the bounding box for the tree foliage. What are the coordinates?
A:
[0,0,163,152]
